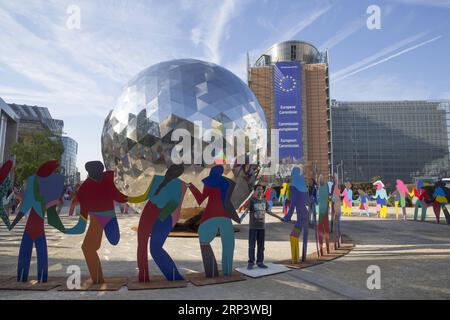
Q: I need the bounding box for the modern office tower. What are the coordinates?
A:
[331,100,450,183]
[61,136,78,187]
[8,103,64,138]
[0,98,18,163]
[8,102,79,185]
[248,40,331,179]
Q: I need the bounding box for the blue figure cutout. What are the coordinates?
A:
[331,173,342,249]
[282,167,310,264]
[10,160,65,283]
[128,164,187,282]
[188,165,240,278]
[309,178,320,256]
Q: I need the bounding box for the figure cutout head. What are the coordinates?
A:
[85,161,105,181]
[333,173,339,184]
[373,180,384,190]
[436,180,445,188]
[345,181,352,189]
[290,166,307,192]
[417,179,423,191]
[209,165,224,178]
[36,160,59,177]
[203,165,229,206]
[396,179,408,196]
[154,164,185,196]
[318,174,324,186]
[358,189,367,196]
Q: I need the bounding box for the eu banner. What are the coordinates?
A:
[274,62,302,160]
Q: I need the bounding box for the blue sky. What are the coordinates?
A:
[0,0,449,179]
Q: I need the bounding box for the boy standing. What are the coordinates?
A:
[240,185,280,270]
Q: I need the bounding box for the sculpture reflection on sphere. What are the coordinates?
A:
[101,59,267,231]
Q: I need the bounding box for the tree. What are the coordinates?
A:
[11,130,64,184]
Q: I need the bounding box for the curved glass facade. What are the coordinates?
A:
[255,40,322,66]
[61,136,78,186]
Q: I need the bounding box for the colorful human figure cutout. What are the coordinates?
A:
[188,165,239,278]
[327,180,334,233]
[128,164,186,282]
[265,184,277,211]
[309,178,318,224]
[372,180,388,219]
[68,183,81,216]
[413,180,430,222]
[10,160,65,282]
[282,167,310,264]
[308,178,319,254]
[65,161,127,284]
[394,180,409,220]
[279,180,291,216]
[341,181,354,216]
[431,180,450,224]
[331,174,342,249]
[357,189,370,216]
[317,175,330,256]
[0,160,13,229]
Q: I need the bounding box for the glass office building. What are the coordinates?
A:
[61,136,78,187]
[331,100,450,183]
[8,104,64,138]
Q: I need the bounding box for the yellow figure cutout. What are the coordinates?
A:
[342,182,353,216]
[380,206,388,218]
[290,236,300,264]
[395,201,399,219]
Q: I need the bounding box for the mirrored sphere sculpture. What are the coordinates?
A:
[101,59,267,229]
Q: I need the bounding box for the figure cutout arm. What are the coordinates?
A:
[47,205,65,232]
[0,178,12,228]
[238,191,254,212]
[266,201,283,221]
[240,201,251,222]
[189,183,208,205]
[283,194,295,222]
[64,202,88,234]
[128,177,153,204]
[9,177,35,230]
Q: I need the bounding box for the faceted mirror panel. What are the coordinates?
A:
[102,59,267,221]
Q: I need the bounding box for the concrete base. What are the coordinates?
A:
[235,263,290,278]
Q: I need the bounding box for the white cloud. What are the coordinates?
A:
[0,0,207,178]
[189,0,247,64]
[281,4,332,42]
[331,32,426,80]
[191,27,202,45]
[246,3,333,66]
[332,34,443,83]
[319,19,365,51]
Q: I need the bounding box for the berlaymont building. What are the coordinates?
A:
[247,40,450,184]
[248,40,332,180]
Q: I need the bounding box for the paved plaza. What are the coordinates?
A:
[0,205,449,300]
